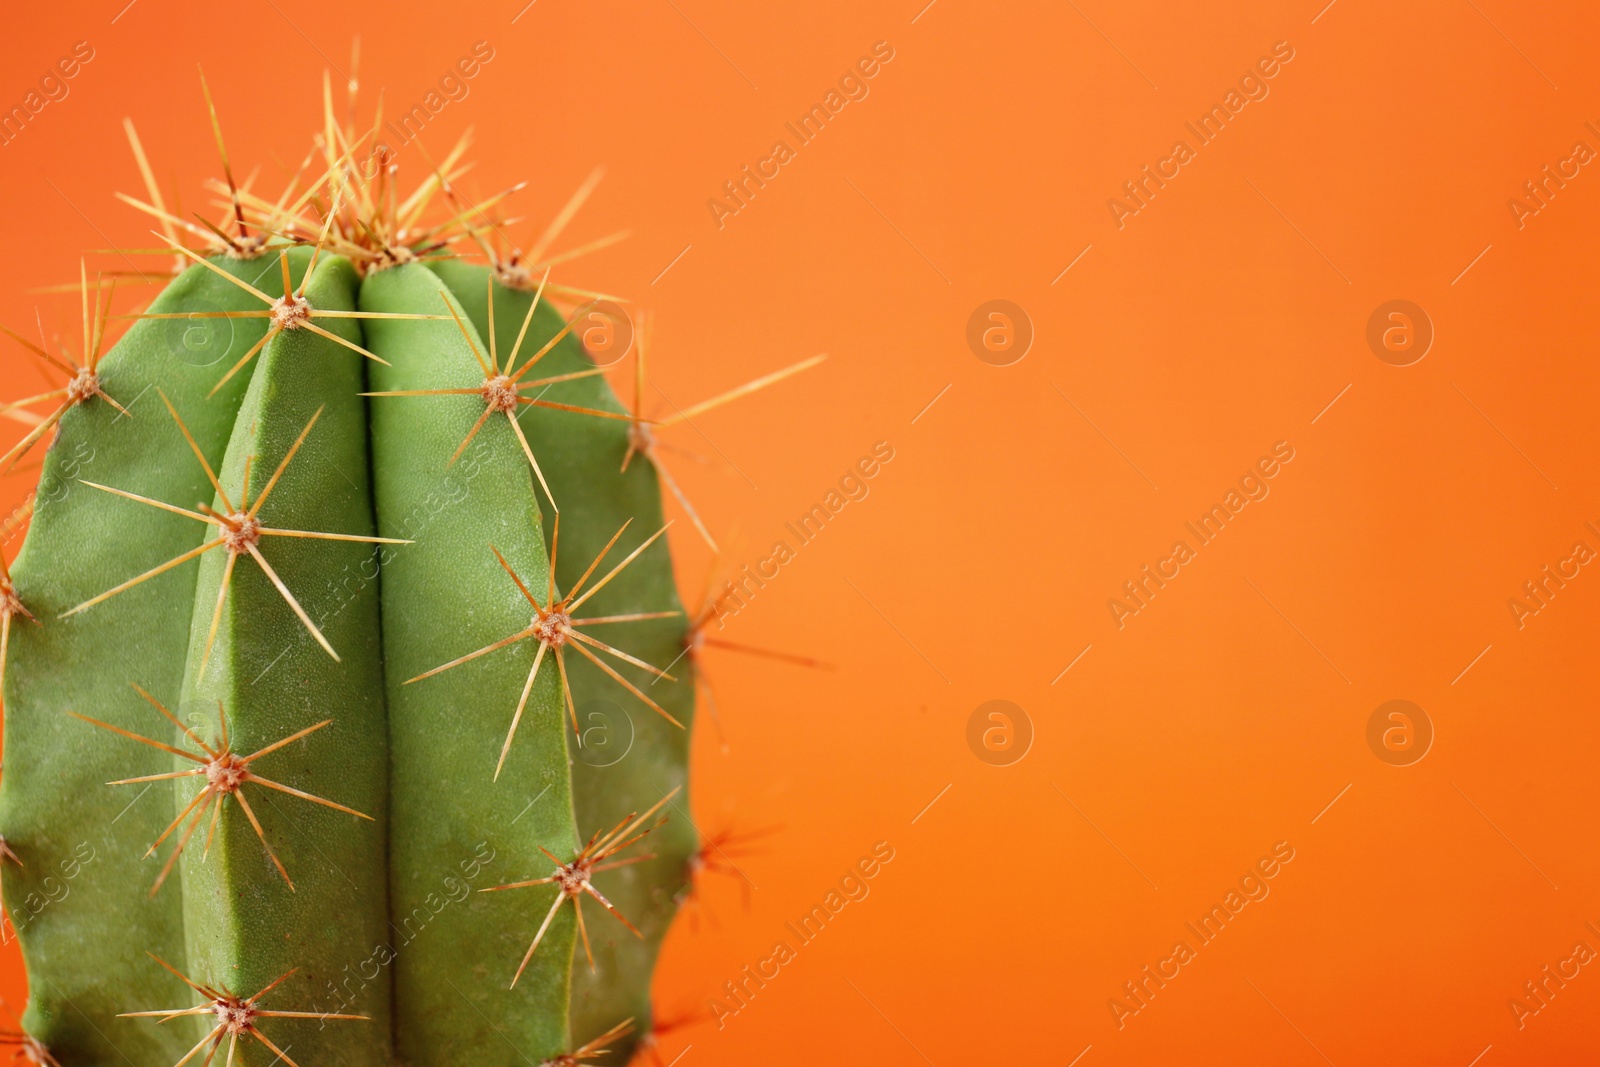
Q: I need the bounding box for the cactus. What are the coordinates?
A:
[0,71,823,1067]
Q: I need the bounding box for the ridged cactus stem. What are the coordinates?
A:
[0,69,815,1067]
[431,263,698,1052]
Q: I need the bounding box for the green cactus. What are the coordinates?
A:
[0,75,817,1067]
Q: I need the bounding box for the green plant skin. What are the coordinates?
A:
[362,262,578,1065]
[175,255,391,1067]
[1,249,702,1066]
[430,261,697,1060]
[0,250,302,1066]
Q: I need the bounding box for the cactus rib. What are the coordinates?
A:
[431,261,698,1058]
[0,246,300,1065]
[363,259,578,1065]
[176,252,393,1067]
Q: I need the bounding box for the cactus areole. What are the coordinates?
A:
[0,72,819,1067]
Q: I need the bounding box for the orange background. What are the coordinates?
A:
[3,0,1600,1063]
